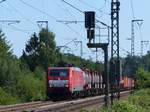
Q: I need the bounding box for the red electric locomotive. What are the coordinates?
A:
[47,67,85,98]
[47,67,104,99]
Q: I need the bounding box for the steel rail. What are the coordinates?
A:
[0,91,131,112]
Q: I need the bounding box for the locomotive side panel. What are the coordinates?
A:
[69,68,84,93]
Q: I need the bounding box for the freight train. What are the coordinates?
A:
[46,67,135,99]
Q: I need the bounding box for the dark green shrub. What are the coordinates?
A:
[0,87,19,105]
[16,74,46,102]
[129,89,150,110]
[100,101,144,112]
[136,68,150,89]
[112,101,144,112]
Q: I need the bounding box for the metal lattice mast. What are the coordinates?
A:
[131,19,143,56]
[110,0,120,104]
[131,20,135,56]
[111,0,120,58]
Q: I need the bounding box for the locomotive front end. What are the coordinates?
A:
[47,67,70,99]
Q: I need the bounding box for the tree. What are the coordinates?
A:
[123,55,141,76]
[0,30,23,96]
[0,30,12,56]
[22,28,57,71]
[21,33,39,71]
[136,68,150,89]
[142,51,150,71]
[0,30,17,87]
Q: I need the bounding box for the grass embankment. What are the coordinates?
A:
[81,89,150,112]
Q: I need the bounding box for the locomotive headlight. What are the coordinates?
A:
[49,80,53,87]
[49,84,53,87]
[65,84,69,87]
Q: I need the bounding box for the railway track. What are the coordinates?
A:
[0,91,131,112]
[36,91,130,112]
[0,101,54,112]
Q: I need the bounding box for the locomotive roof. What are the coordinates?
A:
[48,67,82,71]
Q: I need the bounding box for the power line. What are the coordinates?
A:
[120,47,130,55]
[78,0,109,17]
[7,1,36,26]
[64,38,77,47]
[0,0,6,4]
[0,23,31,34]
[9,24,32,34]
[53,0,85,36]
[19,0,83,37]
[65,23,82,36]
[129,0,135,19]
[62,0,110,27]
[61,0,83,13]
[53,0,77,20]
[19,0,57,21]
[99,0,107,11]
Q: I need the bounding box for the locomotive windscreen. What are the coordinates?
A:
[50,69,68,77]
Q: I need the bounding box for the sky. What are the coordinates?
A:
[0,0,149,62]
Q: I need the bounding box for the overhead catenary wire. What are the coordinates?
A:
[19,0,57,21]
[120,47,130,55]
[0,0,6,4]
[19,0,83,37]
[7,0,36,26]
[0,23,31,34]
[129,0,135,19]
[61,0,83,13]
[129,0,142,34]
[9,24,32,34]
[61,0,110,27]
[53,0,77,20]
[64,23,82,36]
[78,0,109,17]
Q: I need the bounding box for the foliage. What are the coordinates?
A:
[0,31,22,96]
[111,101,143,112]
[34,66,46,80]
[0,29,104,105]
[96,89,150,112]
[0,87,19,105]
[22,28,57,71]
[59,53,103,71]
[142,51,150,70]
[81,101,144,112]
[16,74,46,102]
[129,89,150,110]
[22,28,104,71]
[0,30,46,104]
[123,55,141,76]
[123,51,150,75]
[136,68,150,89]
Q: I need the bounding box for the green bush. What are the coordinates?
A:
[16,74,46,102]
[99,101,145,112]
[34,66,46,80]
[0,87,19,105]
[99,89,150,112]
[136,68,150,89]
[112,101,144,112]
[129,89,150,110]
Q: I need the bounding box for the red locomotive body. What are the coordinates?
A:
[123,76,135,90]
[47,67,104,99]
[47,67,86,98]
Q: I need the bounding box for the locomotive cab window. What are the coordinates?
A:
[50,69,68,77]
